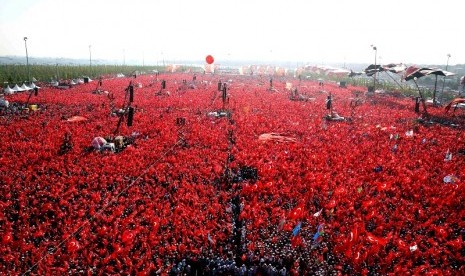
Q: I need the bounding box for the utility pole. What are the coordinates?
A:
[440,54,451,96]
[371,45,377,91]
[89,45,92,77]
[24,37,30,83]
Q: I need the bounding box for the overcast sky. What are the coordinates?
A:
[0,0,463,66]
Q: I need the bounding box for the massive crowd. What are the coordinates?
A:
[1,72,464,275]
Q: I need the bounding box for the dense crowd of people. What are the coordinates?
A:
[1,73,464,275]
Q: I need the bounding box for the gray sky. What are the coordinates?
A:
[0,0,463,66]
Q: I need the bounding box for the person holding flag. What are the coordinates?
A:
[290,221,303,248]
[313,223,325,244]
[292,222,302,237]
[325,93,333,118]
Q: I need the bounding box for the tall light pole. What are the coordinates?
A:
[24,37,30,83]
[371,45,377,91]
[440,53,451,96]
[89,45,92,77]
[55,59,59,80]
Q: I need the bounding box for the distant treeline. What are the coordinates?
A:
[0,64,168,84]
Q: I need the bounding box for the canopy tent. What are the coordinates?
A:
[383,63,407,74]
[12,84,25,92]
[20,83,32,91]
[3,85,15,94]
[29,82,40,89]
[364,65,382,76]
[364,63,406,76]
[403,66,455,113]
[406,66,455,105]
[364,63,407,89]
[403,66,454,81]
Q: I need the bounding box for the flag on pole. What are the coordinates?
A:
[313,223,325,242]
[292,222,302,236]
[208,233,215,244]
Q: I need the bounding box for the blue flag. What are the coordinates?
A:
[313,224,324,242]
[292,222,302,236]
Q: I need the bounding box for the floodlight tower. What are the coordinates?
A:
[371,45,377,91]
[440,53,451,96]
[89,45,92,77]
[24,37,30,83]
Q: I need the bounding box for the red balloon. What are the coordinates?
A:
[206,55,214,64]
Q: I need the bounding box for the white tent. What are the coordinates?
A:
[50,81,59,87]
[13,84,24,92]
[20,83,32,91]
[29,82,41,89]
[3,86,15,94]
[70,79,77,85]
